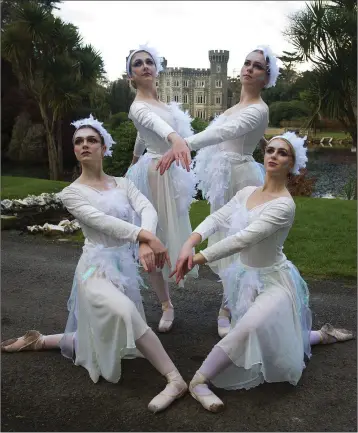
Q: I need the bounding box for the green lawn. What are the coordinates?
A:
[265,129,351,142]
[1,176,356,279]
[1,176,69,199]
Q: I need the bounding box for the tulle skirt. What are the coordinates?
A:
[194,147,265,275]
[126,153,198,285]
[212,258,312,390]
[60,243,149,383]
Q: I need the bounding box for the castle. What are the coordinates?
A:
[127,50,230,121]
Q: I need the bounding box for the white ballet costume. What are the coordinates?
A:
[59,177,158,383]
[126,101,198,285]
[187,103,269,275]
[193,186,312,391]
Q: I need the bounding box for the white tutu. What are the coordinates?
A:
[213,258,312,390]
[126,153,198,284]
[60,243,149,383]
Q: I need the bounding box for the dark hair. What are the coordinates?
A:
[73,125,105,145]
[253,49,271,77]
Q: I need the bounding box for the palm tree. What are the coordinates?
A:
[2,1,105,179]
[285,0,357,147]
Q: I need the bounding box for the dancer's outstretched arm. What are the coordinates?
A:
[171,199,294,284]
[157,106,265,174]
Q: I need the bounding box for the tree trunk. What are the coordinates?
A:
[39,102,59,180]
[350,128,357,149]
[56,119,63,179]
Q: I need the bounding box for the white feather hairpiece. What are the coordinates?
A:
[255,45,280,88]
[71,114,115,157]
[126,44,164,77]
[269,131,308,175]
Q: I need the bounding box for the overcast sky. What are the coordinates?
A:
[54,1,310,81]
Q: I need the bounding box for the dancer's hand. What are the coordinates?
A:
[169,242,194,284]
[138,243,155,273]
[147,236,172,269]
[156,149,176,175]
[167,133,191,172]
[170,252,207,284]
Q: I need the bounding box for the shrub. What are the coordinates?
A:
[191,118,209,134]
[269,100,310,127]
[103,120,137,176]
[287,169,316,196]
[109,112,129,130]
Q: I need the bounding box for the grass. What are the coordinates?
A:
[1,176,356,280]
[1,176,69,200]
[265,128,351,141]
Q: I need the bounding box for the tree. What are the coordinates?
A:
[108,78,134,115]
[269,100,311,127]
[284,0,357,146]
[103,121,137,177]
[2,1,105,179]
[109,112,129,130]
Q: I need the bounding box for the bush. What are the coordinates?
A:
[287,169,316,197]
[269,100,310,127]
[109,112,129,130]
[191,118,209,134]
[103,120,137,176]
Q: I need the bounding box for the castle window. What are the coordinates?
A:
[196,109,206,119]
[183,80,189,87]
[183,94,189,104]
[174,94,180,102]
[196,94,204,104]
[166,81,170,86]
[174,80,180,87]
[215,80,222,88]
[216,65,221,73]
[215,95,222,105]
[156,81,159,87]
[166,95,170,103]
[196,80,205,88]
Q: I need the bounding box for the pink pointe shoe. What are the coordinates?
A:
[217,308,231,338]
[189,371,224,413]
[148,369,188,413]
[319,323,355,344]
[158,301,174,333]
[1,330,44,352]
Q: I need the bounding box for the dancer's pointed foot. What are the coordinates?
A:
[158,301,174,333]
[1,330,44,352]
[148,369,187,413]
[319,323,355,344]
[189,371,224,413]
[217,308,231,338]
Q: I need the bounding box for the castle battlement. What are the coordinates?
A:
[162,67,210,76]
[209,50,229,63]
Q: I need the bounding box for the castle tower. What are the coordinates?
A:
[208,50,229,118]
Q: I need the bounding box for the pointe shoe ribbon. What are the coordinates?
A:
[319,323,355,344]
[148,370,188,413]
[158,301,174,333]
[1,330,44,352]
[189,371,224,413]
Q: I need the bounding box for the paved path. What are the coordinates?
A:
[1,231,356,432]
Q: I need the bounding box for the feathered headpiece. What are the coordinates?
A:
[255,45,280,88]
[126,44,164,77]
[269,131,308,175]
[71,114,115,157]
